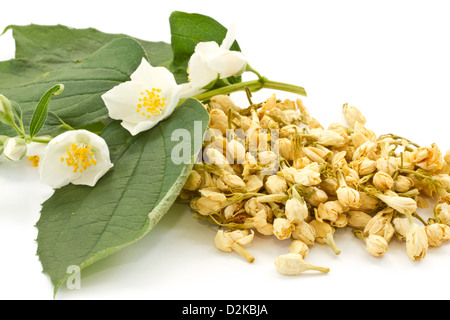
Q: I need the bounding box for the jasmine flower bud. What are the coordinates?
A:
[444,150,450,164]
[435,197,450,225]
[187,26,247,91]
[214,229,255,263]
[209,109,228,135]
[274,253,329,275]
[425,223,450,248]
[276,138,294,161]
[347,210,372,230]
[406,223,428,261]
[220,171,246,190]
[264,175,287,194]
[363,208,395,243]
[292,221,316,246]
[412,144,443,172]
[0,94,16,127]
[0,135,8,155]
[351,157,377,176]
[316,200,344,222]
[373,171,394,191]
[258,150,278,166]
[3,137,27,161]
[227,139,246,164]
[365,234,389,257]
[310,128,346,148]
[304,186,328,207]
[310,219,341,255]
[288,240,309,259]
[245,175,263,193]
[394,175,415,193]
[393,217,410,241]
[336,186,361,208]
[273,218,294,240]
[285,197,309,224]
[342,103,366,128]
[294,163,322,186]
[183,170,202,191]
[336,169,361,208]
[375,192,417,215]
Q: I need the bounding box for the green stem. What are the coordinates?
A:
[179,78,307,106]
[325,233,341,255]
[413,212,428,226]
[245,64,264,80]
[378,134,421,149]
[11,122,24,136]
[31,137,52,143]
[21,135,52,144]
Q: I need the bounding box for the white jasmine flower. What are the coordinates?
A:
[101,58,182,136]
[187,25,247,91]
[38,130,113,188]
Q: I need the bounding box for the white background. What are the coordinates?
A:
[1,0,450,300]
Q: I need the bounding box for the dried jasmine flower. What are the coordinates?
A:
[181,92,450,274]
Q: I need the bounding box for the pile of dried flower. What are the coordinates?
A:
[179,93,450,276]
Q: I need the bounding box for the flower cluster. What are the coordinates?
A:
[101,28,247,136]
[0,93,113,189]
[0,28,248,189]
[181,93,450,275]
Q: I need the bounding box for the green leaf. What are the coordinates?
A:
[0,24,173,136]
[29,84,64,138]
[0,37,145,133]
[169,11,241,83]
[36,98,209,296]
[3,24,173,69]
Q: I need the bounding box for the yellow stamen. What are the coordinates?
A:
[63,143,97,173]
[137,88,165,118]
[28,156,40,167]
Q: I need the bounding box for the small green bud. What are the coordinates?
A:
[0,94,16,127]
[0,135,8,155]
[3,137,27,161]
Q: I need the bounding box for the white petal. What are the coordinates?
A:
[39,141,80,188]
[25,141,48,157]
[220,24,237,50]
[207,50,247,79]
[187,52,218,90]
[129,58,155,82]
[102,80,148,122]
[194,41,221,59]
[179,83,207,99]
[120,85,180,136]
[122,119,158,136]
[71,154,113,187]
[134,66,179,91]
